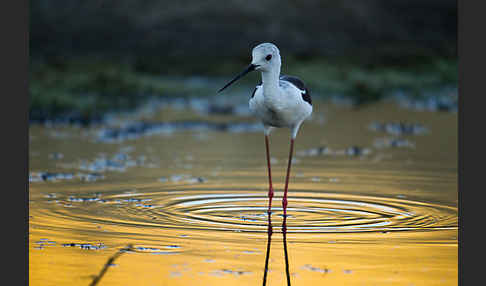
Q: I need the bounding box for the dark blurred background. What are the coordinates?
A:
[29,0,457,122]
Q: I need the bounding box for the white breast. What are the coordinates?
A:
[249,83,312,128]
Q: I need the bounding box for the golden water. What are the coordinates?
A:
[29,100,457,285]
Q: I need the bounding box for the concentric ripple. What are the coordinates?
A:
[39,188,457,235]
[158,190,457,233]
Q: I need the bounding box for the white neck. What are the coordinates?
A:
[261,67,280,98]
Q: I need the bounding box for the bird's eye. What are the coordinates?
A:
[265,54,272,61]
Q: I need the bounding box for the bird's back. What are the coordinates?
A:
[279,75,312,106]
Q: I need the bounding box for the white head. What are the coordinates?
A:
[218,42,281,93]
[251,43,281,72]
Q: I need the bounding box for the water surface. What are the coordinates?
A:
[29,100,457,285]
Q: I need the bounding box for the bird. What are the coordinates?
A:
[218,42,313,217]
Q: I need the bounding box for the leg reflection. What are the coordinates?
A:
[262,212,273,286]
[283,214,292,286]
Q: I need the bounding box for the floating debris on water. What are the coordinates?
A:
[297,146,331,157]
[34,239,56,249]
[135,203,154,208]
[168,174,206,184]
[392,88,458,112]
[210,269,252,277]
[78,152,148,174]
[171,174,188,182]
[77,172,105,182]
[29,172,74,182]
[186,177,206,183]
[134,246,160,252]
[242,250,260,254]
[369,122,427,136]
[239,215,258,222]
[79,157,125,172]
[96,121,263,143]
[68,194,101,202]
[345,146,371,156]
[48,152,64,160]
[121,198,152,203]
[150,251,179,255]
[207,104,235,115]
[30,114,105,127]
[159,96,252,117]
[297,146,371,157]
[374,137,416,149]
[302,264,331,274]
[30,172,104,182]
[62,243,106,250]
[132,246,180,255]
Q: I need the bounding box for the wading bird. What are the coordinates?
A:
[218,43,312,217]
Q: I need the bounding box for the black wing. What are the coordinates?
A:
[250,79,263,99]
[250,85,259,98]
[280,75,312,105]
[280,75,306,90]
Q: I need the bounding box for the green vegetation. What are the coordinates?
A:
[285,57,457,105]
[29,58,220,120]
[29,56,457,120]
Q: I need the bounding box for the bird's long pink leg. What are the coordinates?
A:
[282,138,295,217]
[265,135,274,214]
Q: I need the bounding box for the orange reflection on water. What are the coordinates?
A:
[29,101,457,285]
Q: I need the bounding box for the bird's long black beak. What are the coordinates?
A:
[218,64,257,93]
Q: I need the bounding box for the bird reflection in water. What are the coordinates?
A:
[262,213,292,286]
[262,213,273,286]
[282,214,291,286]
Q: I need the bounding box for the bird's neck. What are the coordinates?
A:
[261,68,280,98]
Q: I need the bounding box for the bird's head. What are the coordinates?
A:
[250,43,281,72]
[218,42,281,93]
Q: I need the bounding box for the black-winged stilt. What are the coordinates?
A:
[218,42,313,217]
